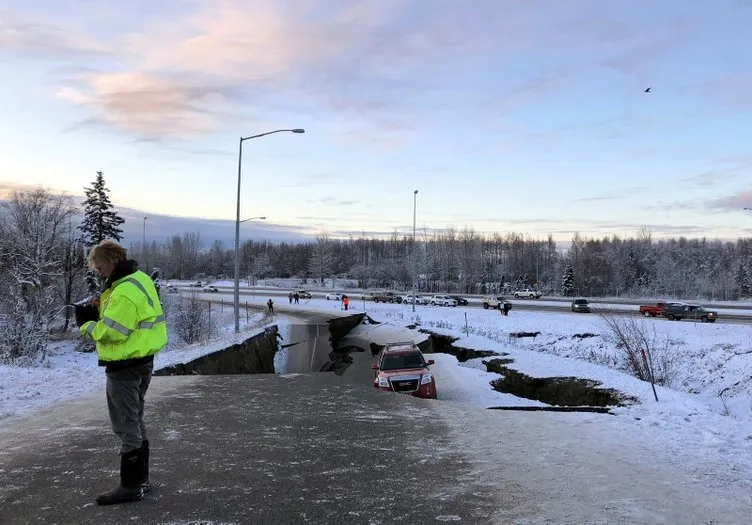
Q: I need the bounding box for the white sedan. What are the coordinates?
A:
[325,292,344,301]
[401,294,427,305]
[203,285,219,293]
[429,295,458,307]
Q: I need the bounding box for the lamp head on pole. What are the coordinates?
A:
[292,129,305,134]
[414,190,418,195]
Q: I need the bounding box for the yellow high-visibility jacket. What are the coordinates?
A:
[80,270,167,364]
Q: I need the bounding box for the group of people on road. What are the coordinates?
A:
[288,292,301,304]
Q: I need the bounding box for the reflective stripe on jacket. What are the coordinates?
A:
[80,270,167,362]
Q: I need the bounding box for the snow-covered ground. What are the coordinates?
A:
[2,295,752,489]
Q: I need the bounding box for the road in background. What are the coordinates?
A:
[173,285,752,324]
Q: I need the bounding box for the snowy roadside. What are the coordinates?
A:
[360,303,752,485]
[0,309,272,423]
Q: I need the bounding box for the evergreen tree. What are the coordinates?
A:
[736,257,752,298]
[78,171,125,292]
[561,263,575,296]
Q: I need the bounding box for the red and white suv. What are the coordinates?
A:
[371,342,437,399]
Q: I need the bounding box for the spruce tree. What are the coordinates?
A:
[78,171,125,292]
[561,263,575,297]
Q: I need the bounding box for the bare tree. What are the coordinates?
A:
[0,188,75,363]
[309,235,334,285]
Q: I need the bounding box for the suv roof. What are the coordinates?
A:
[383,342,420,353]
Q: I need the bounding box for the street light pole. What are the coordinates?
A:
[412,189,418,313]
[142,216,147,273]
[234,128,305,333]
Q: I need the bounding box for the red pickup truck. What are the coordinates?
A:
[639,302,668,317]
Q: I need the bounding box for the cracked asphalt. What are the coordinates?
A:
[0,351,510,525]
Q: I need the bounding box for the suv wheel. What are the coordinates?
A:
[667,313,675,320]
[643,311,652,317]
[701,316,708,323]
[483,303,489,309]
[373,298,379,303]
[514,293,520,298]
[430,301,436,306]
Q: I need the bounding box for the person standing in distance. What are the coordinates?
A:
[77,240,167,505]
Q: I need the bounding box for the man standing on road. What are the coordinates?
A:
[76,240,167,506]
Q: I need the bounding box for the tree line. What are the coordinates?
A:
[149,220,751,303]
[1,173,750,363]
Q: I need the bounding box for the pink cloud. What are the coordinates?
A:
[7,0,743,140]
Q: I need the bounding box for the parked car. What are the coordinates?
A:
[571,298,591,313]
[371,342,437,399]
[513,289,542,299]
[429,295,458,307]
[662,303,717,322]
[325,292,343,301]
[189,281,203,288]
[359,292,374,301]
[296,290,312,299]
[400,294,427,305]
[372,291,398,303]
[165,285,178,294]
[449,295,469,306]
[203,285,219,292]
[482,295,509,310]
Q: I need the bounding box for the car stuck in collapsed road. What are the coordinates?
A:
[372,342,437,399]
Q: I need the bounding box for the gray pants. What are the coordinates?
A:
[106,363,153,453]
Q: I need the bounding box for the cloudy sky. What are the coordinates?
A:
[1,0,752,243]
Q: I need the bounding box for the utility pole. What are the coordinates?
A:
[412,189,418,313]
[142,216,148,273]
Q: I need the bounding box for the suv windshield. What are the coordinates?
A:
[574,299,588,304]
[381,353,426,371]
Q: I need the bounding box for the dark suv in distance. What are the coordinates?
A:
[571,298,591,313]
[449,295,468,306]
[662,303,717,322]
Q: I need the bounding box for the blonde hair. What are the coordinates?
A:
[87,240,128,270]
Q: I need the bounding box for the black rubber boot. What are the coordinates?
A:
[140,440,151,493]
[95,448,144,505]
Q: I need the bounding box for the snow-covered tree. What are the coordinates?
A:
[0,188,75,363]
[58,220,88,331]
[309,235,334,285]
[561,263,575,297]
[165,293,214,345]
[251,253,273,281]
[736,257,752,298]
[78,171,125,292]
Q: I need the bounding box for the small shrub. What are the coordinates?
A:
[600,313,676,386]
[167,293,216,345]
[0,294,51,364]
